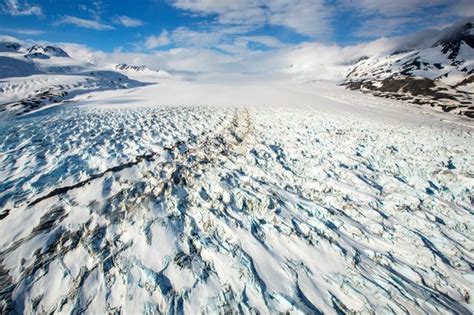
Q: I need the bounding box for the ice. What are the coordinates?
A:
[0,76,473,313]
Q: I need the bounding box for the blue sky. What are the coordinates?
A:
[1,0,473,54]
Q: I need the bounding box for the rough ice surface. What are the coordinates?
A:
[0,80,473,314]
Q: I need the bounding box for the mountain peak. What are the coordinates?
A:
[433,21,474,60]
[115,64,148,72]
[27,45,70,58]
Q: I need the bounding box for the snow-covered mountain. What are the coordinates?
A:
[0,42,146,120]
[0,41,22,52]
[27,44,70,58]
[115,63,149,72]
[344,20,474,118]
[115,63,172,78]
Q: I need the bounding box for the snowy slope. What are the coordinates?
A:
[0,79,473,314]
[345,20,474,118]
[0,42,147,120]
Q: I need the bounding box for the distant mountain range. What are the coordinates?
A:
[343,20,474,118]
[0,42,147,119]
[114,63,172,77]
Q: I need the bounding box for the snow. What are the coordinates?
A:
[0,56,39,79]
[0,72,473,313]
[0,33,473,313]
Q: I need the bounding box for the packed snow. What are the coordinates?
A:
[0,70,473,314]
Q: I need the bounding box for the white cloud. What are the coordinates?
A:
[77,1,104,22]
[354,16,429,37]
[142,26,285,56]
[340,0,450,17]
[241,36,284,48]
[169,0,332,38]
[59,31,412,79]
[0,27,44,35]
[55,15,115,31]
[114,15,144,27]
[43,17,471,82]
[267,0,332,37]
[447,0,474,17]
[340,0,473,37]
[169,0,474,40]
[0,34,24,43]
[144,31,171,49]
[170,0,265,26]
[170,27,221,47]
[2,0,42,16]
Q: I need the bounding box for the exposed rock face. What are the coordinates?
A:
[24,52,50,60]
[344,76,474,118]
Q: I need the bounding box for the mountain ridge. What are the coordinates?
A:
[344,19,474,118]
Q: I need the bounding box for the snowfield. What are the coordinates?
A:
[0,78,473,314]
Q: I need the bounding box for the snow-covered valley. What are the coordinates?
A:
[1,72,473,313]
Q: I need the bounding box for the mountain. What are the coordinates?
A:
[344,20,474,118]
[0,41,22,52]
[115,63,148,72]
[114,63,172,78]
[27,45,70,58]
[0,42,146,120]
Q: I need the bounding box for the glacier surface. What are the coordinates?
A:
[0,79,473,314]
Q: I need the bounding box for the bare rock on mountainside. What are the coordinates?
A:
[24,52,50,60]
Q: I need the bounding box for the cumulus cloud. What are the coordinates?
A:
[55,15,115,31]
[341,0,473,37]
[340,0,446,17]
[353,16,430,37]
[59,29,421,80]
[141,25,286,58]
[114,15,144,27]
[169,0,472,40]
[144,30,171,49]
[447,0,474,17]
[0,27,44,35]
[266,0,332,38]
[169,27,221,47]
[169,0,332,38]
[170,0,266,26]
[2,0,42,16]
[77,1,104,22]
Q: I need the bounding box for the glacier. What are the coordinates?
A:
[0,75,473,313]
